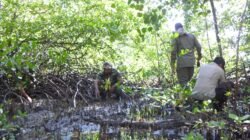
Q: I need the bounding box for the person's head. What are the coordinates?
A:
[175,23,185,35]
[103,62,112,75]
[213,57,225,70]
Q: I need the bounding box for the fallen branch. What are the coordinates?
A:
[74,79,88,107]
[4,90,24,103]
[82,117,190,130]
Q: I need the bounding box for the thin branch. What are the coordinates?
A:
[155,34,161,84]
[235,0,249,94]
[205,16,213,60]
[82,117,189,130]
[209,0,223,57]
[73,79,88,107]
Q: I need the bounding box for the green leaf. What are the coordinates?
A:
[141,28,147,33]
[111,3,115,8]
[162,9,166,15]
[207,121,225,128]
[240,115,250,121]
[151,14,158,24]
[143,14,150,24]
[137,13,143,17]
[229,113,239,120]
[243,120,250,123]
[171,32,179,39]
[225,91,232,96]
[148,27,153,32]
[135,4,143,11]
[11,67,16,72]
[128,0,132,4]
[121,29,128,34]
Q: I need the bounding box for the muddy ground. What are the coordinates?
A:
[1,74,250,140]
[3,94,249,140]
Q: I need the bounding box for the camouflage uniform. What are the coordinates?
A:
[171,33,202,86]
[97,69,123,100]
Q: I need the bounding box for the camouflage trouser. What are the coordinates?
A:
[99,86,123,100]
[213,81,234,111]
[176,67,194,86]
[190,81,234,111]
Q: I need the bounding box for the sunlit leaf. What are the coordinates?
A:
[142,28,147,33]
[111,3,116,8]
[241,115,250,121]
[229,113,239,120]
[225,91,232,97]
[148,27,153,32]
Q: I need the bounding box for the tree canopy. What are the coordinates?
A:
[0,0,249,87]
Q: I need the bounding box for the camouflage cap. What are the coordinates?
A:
[175,23,183,31]
[103,62,112,69]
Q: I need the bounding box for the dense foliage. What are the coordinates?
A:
[0,0,249,86]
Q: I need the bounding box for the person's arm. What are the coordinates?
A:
[219,70,227,84]
[114,76,123,87]
[193,35,202,60]
[110,73,123,93]
[170,39,178,73]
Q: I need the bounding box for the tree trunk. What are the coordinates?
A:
[205,16,213,60]
[209,0,223,57]
[235,0,248,98]
[155,34,161,85]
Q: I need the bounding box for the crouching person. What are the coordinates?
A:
[191,57,234,111]
[94,62,124,100]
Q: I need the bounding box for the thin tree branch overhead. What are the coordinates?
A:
[235,0,249,95]
[209,0,223,57]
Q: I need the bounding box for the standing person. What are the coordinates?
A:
[171,23,202,86]
[191,57,234,111]
[94,62,124,100]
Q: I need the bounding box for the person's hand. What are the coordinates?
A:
[109,85,115,93]
[197,55,202,67]
[197,55,202,61]
[197,61,200,67]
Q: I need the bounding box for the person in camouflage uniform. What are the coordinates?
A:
[94,62,123,100]
[171,23,202,86]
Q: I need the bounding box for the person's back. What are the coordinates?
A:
[171,23,202,86]
[174,33,200,68]
[192,62,225,100]
[191,57,235,111]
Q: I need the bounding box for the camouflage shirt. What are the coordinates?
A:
[97,69,121,86]
[171,33,202,69]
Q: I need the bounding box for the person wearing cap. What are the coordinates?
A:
[191,57,234,111]
[94,62,123,100]
[171,23,202,86]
